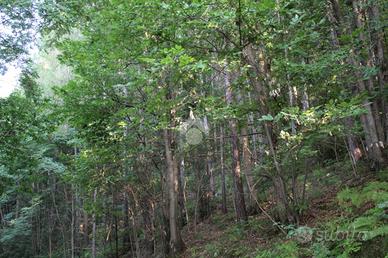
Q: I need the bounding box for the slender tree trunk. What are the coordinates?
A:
[111,192,119,258]
[130,208,141,258]
[369,1,387,144]
[163,128,185,254]
[220,125,227,214]
[223,69,248,221]
[213,128,218,194]
[122,192,130,250]
[241,125,257,211]
[50,177,67,257]
[350,48,384,164]
[301,86,310,111]
[177,158,188,227]
[48,208,53,258]
[263,122,296,223]
[71,147,77,258]
[71,187,75,258]
[345,118,362,165]
[82,204,89,250]
[15,193,19,219]
[141,197,155,257]
[328,0,384,165]
[92,189,97,258]
[327,1,362,165]
[285,47,297,134]
[193,160,201,233]
[207,149,215,197]
[193,148,209,228]
[248,113,259,163]
[244,43,295,223]
[352,0,385,149]
[203,116,216,197]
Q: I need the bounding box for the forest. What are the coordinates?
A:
[0,0,387,257]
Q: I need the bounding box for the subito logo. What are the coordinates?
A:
[179,112,208,145]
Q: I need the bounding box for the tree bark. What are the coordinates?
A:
[178,158,188,227]
[241,125,257,211]
[327,1,362,166]
[203,116,216,197]
[351,0,384,164]
[71,187,75,258]
[91,189,97,258]
[82,203,89,249]
[223,69,248,221]
[328,0,384,165]
[244,43,295,223]
[352,0,385,145]
[368,1,387,144]
[141,196,155,257]
[220,125,228,214]
[163,128,185,254]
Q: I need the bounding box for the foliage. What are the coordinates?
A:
[338,181,388,210]
[254,241,299,258]
[309,181,388,257]
[0,0,387,257]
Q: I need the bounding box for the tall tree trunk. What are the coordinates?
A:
[220,125,228,214]
[112,193,119,258]
[82,204,89,249]
[207,147,215,197]
[369,1,387,144]
[352,0,385,149]
[177,158,188,227]
[285,47,297,134]
[244,44,295,223]
[50,177,67,257]
[345,118,363,166]
[71,146,78,258]
[194,148,210,222]
[327,0,362,165]
[328,0,384,165]
[351,0,384,164]
[71,187,75,258]
[163,128,185,254]
[141,196,155,257]
[204,116,215,204]
[263,122,296,223]
[284,54,299,209]
[301,86,310,111]
[130,207,141,258]
[223,69,248,221]
[248,112,259,164]
[198,116,214,220]
[122,193,130,250]
[91,189,97,258]
[48,208,53,258]
[241,125,257,211]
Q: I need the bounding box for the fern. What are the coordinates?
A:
[337,181,388,209]
[351,216,378,230]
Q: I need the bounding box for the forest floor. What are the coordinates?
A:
[180,190,340,258]
[179,169,387,258]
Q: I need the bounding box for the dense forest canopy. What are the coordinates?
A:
[0,0,387,257]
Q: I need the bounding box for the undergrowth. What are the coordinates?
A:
[184,174,388,258]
